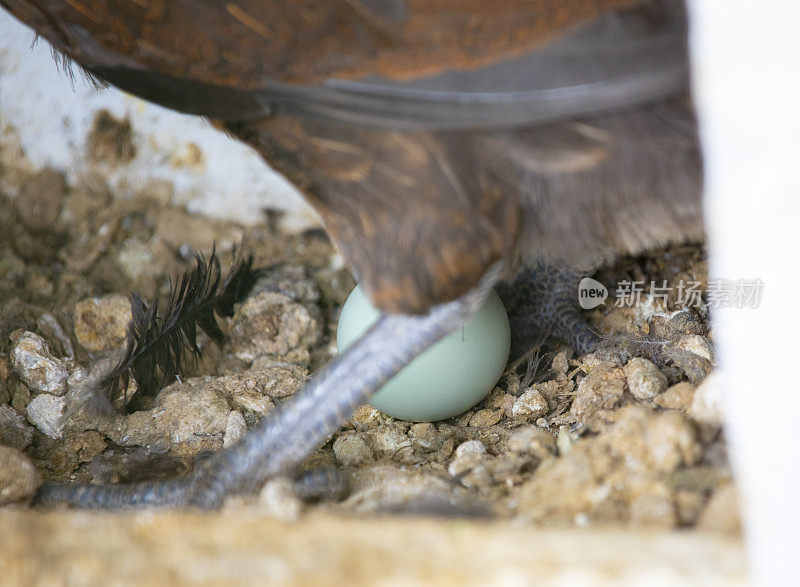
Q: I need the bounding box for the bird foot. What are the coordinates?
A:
[496,263,601,358]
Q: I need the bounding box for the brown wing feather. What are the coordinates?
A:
[222,95,701,314]
[2,0,637,87]
[2,0,700,312]
[506,96,703,268]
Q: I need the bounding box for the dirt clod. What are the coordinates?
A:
[229,292,322,362]
[0,445,41,504]
[73,294,131,352]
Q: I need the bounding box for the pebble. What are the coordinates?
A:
[259,477,303,522]
[154,207,243,252]
[333,434,374,467]
[697,484,741,533]
[61,173,112,222]
[137,178,175,206]
[251,265,321,304]
[448,451,491,489]
[344,465,484,516]
[629,493,677,528]
[369,427,413,461]
[26,393,67,439]
[247,359,308,399]
[508,426,557,460]
[350,405,383,431]
[0,446,42,505]
[668,310,706,335]
[570,366,627,431]
[229,292,322,361]
[0,404,35,450]
[512,389,549,420]
[487,390,515,418]
[117,239,156,282]
[579,352,621,374]
[223,411,247,448]
[689,372,725,427]
[408,422,443,452]
[204,369,305,418]
[73,294,132,352]
[43,432,107,478]
[649,310,705,339]
[675,334,714,363]
[655,382,696,411]
[10,331,69,395]
[16,168,65,233]
[455,440,486,458]
[664,346,713,384]
[624,357,668,401]
[531,381,561,403]
[469,408,502,428]
[88,110,136,163]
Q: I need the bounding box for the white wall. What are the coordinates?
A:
[689,1,800,584]
[0,11,318,232]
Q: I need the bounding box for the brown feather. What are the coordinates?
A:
[2,0,701,313]
[2,0,637,86]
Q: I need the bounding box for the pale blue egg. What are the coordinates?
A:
[337,285,510,422]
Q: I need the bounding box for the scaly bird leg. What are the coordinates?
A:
[496,263,601,357]
[34,265,502,510]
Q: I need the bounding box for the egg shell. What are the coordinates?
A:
[337,285,510,422]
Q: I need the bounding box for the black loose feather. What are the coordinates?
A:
[100,248,261,405]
